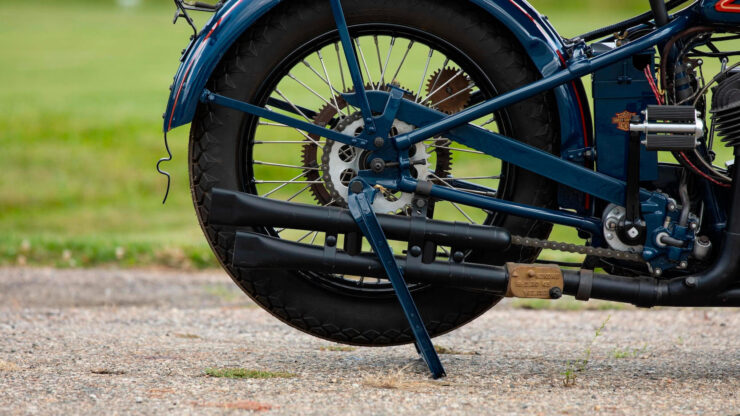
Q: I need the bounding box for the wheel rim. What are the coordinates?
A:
[237,24,516,297]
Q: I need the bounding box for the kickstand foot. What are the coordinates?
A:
[347,179,445,379]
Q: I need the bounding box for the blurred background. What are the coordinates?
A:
[0,0,670,269]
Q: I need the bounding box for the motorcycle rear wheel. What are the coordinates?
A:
[189,0,559,345]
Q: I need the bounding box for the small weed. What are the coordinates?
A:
[192,400,273,411]
[434,345,478,355]
[91,368,126,375]
[362,365,444,391]
[203,284,241,303]
[173,333,200,339]
[511,298,628,311]
[319,345,356,352]
[612,344,647,359]
[204,368,295,379]
[561,315,611,387]
[0,360,20,372]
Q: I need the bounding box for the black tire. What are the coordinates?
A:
[189,0,559,345]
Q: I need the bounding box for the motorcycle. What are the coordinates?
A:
[159,0,740,378]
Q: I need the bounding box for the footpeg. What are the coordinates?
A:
[630,105,703,151]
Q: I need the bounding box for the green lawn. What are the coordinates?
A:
[0,1,705,268]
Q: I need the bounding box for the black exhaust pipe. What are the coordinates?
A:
[209,188,510,251]
[214,149,740,307]
[233,231,509,292]
[564,153,740,307]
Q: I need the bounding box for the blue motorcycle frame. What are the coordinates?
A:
[162,0,740,379]
[164,0,733,239]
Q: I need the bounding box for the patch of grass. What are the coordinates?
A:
[611,344,648,359]
[91,368,126,375]
[173,333,200,339]
[204,368,295,379]
[362,366,449,391]
[6,1,721,269]
[319,345,357,352]
[561,315,611,387]
[434,345,478,355]
[0,360,20,372]
[0,235,216,269]
[511,297,629,311]
[202,284,242,302]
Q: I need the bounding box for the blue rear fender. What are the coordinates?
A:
[163,0,590,163]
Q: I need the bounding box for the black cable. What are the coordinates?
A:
[577,0,692,42]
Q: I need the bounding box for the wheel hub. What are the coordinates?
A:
[321,113,433,213]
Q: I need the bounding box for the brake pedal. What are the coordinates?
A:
[630,105,703,151]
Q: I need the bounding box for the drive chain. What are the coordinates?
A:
[511,235,643,262]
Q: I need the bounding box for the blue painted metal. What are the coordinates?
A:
[162,0,589,137]
[591,46,659,182]
[347,90,651,207]
[700,0,740,23]
[347,179,445,379]
[201,89,372,149]
[393,13,693,150]
[165,0,277,132]
[640,193,696,272]
[328,0,376,134]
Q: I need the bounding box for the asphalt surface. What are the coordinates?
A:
[1,267,739,415]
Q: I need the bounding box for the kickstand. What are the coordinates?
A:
[347,179,446,379]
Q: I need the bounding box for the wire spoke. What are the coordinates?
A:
[316,51,346,115]
[288,73,342,113]
[286,184,313,202]
[354,38,375,89]
[374,36,384,88]
[261,170,311,197]
[477,115,497,128]
[423,57,449,102]
[420,69,463,104]
[450,201,476,224]
[415,48,434,102]
[297,230,317,243]
[427,144,485,155]
[265,104,324,150]
[390,40,415,84]
[431,83,476,110]
[273,89,313,122]
[255,180,324,184]
[254,140,327,145]
[379,37,396,89]
[253,160,320,170]
[334,42,347,92]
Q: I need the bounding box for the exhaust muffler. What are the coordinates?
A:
[233,231,509,292]
[209,188,511,251]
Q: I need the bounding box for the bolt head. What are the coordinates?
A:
[326,235,337,247]
[349,181,364,194]
[679,261,688,269]
[627,227,640,239]
[654,268,663,277]
[606,233,614,240]
[685,276,698,288]
[452,251,465,263]
[415,199,426,208]
[667,203,676,212]
[689,222,698,230]
[409,246,422,257]
[549,287,563,299]
[374,137,385,148]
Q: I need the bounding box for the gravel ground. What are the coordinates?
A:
[1,267,739,415]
